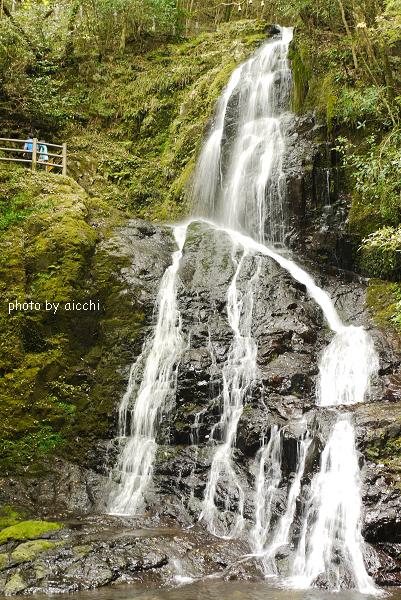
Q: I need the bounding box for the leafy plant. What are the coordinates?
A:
[359,227,401,279]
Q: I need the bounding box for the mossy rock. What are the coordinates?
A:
[0,520,61,544]
[11,540,58,563]
[366,280,401,333]
[0,506,25,531]
[0,554,8,570]
[0,165,134,475]
[4,572,27,595]
[72,544,92,558]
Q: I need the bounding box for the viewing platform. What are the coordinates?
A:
[0,137,67,175]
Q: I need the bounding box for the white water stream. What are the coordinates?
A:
[200,249,260,538]
[108,224,188,515]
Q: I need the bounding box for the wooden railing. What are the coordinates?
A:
[0,137,67,175]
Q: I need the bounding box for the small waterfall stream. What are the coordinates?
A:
[108,26,381,595]
[200,248,259,538]
[108,224,188,515]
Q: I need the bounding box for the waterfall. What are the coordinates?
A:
[289,326,379,592]
[326,168,331,205]
[191,66,244,217]
[194,27,293,244]
[190,25,379,594]
[108,224,188,515]
[249,423,311,576]
[291,416,377,593]
[250,425,283,560]
[106,23,381,596]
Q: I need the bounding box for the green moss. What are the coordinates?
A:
[11,540,58,563]
[73,544,92,557]
[0,554,8,570]
[0,520,61,544]
[348,194,381,239]
[4,572,27,595]
[289,46,310,113]
[366,280,401,332]
[366,432,401,473]
[0,164,137,474]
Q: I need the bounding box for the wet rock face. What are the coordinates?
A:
[282,113,355,270]
[152,221,401,586]
[153,223,327,513]
[354,400,401,563]
[1,214,401,592]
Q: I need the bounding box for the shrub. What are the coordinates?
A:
[359,226,401,279]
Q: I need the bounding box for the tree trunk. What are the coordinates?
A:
[337,0,359,70]
[63,0,81,65]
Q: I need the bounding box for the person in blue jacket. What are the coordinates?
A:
[38,140,49,170]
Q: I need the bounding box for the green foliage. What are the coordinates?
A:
[66,20,266,218]
[359,227,401,279]
[336,86,386,127]
[338,131,401,235]
[0,520,61,544]
[0,170,53,231]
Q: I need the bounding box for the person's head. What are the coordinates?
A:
[39,140,45,144]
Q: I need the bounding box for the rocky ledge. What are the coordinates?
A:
[0,516,259,595]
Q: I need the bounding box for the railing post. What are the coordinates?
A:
[62,143,67,176]
[32,138,37,171]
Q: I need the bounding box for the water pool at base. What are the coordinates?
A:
[3,581,400,600]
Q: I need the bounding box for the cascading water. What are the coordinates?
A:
[193,27,293,244]
[108,224,188,515]
[291,416,376,593]
[106,24,381,596]
[289,325,379,593]
[200,249,260,538]
[197,26,296,536]
[194,223,379,593]
[250,425,283,560]
[190,24,379,594]
[250,422,311,576]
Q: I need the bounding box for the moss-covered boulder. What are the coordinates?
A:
[0,165,142,479]
[11,540,58,564]
[4,572,27,595]
[0,521,61,544]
